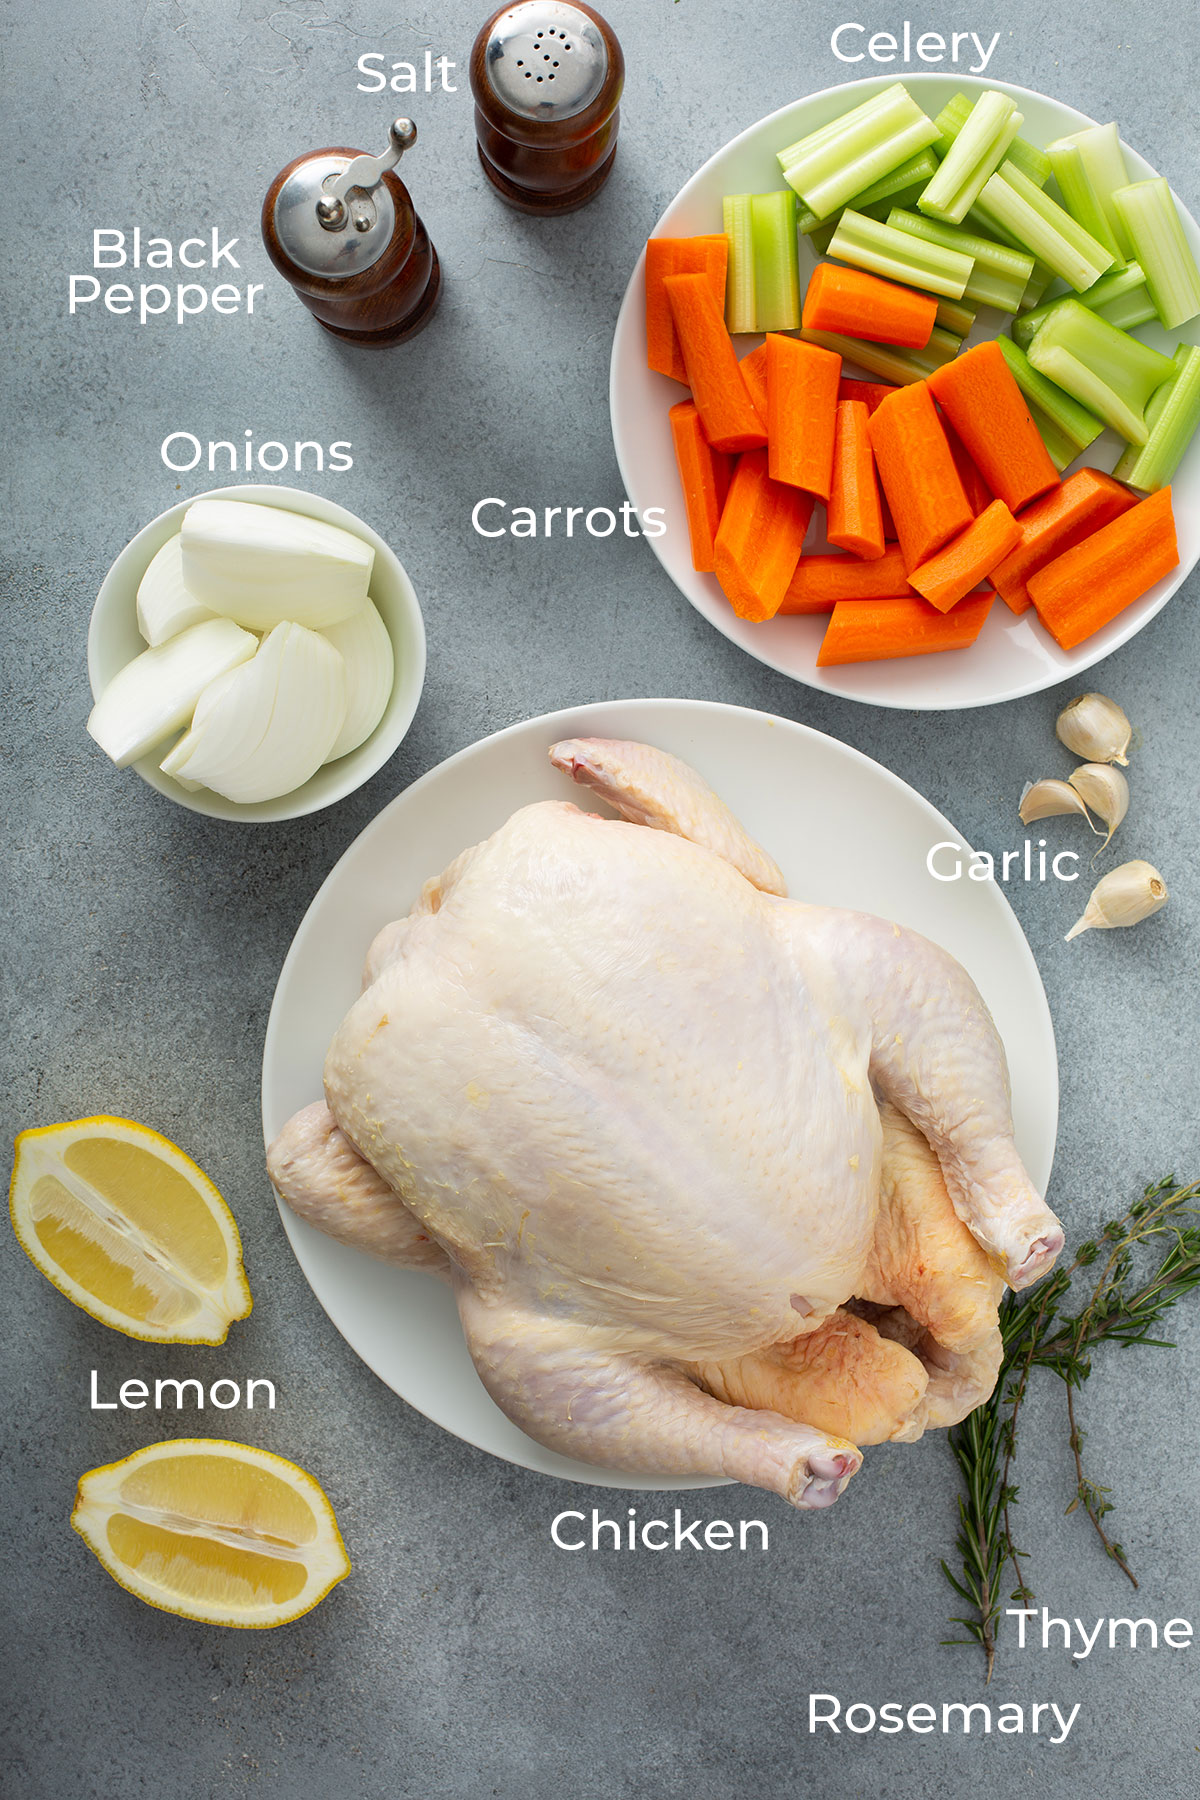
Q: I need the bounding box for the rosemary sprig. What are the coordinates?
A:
[942,1175,1200,1680]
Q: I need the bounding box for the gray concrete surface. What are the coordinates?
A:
[3,3,1199,1795]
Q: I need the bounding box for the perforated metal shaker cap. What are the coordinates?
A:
[484,3,608,120]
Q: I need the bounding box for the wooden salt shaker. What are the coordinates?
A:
[261,119,441,346]
[470,3,624,214]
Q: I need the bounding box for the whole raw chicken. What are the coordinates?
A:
[269,740,1063,1510]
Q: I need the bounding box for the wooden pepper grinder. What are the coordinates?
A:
[261,119,441,347]
[470,3,624,214]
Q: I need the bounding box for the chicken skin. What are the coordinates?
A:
[269,740,1060,1509]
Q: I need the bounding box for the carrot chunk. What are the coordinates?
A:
[907,499,1021,612]
[941,417,992,515]
[927,341,1059,513]
[780,545,912,615]
[664,274,767,452]
[837,377,898,413]
[646,237,729,383]
[816,590,994,665]
[669,400,735,573]
[1027,487,1178,649]
[766,333,841,498]
[991,468,1138,614]
[802,264,937,349]
[739,343,769,419]
[867,381,972,570]
[827,401,886,560]
[714,449,815,621]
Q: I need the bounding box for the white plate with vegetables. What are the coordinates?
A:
[87,485,426,822]
[610,75,1200,710]
[261,696,1058,1489]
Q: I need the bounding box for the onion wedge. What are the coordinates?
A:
[321,601,394,761]
[88,618,257,769]
[163,622,347,803]
[136,535,215,646]
[180,500,373,631]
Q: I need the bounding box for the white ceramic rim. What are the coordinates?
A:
[86,483,427,823]
[261,695,1059,1490]
[609,74,1200,710]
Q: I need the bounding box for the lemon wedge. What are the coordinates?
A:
[9,1116,252,1343]
[72,1439,351,1627]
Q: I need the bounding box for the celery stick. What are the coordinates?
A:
[975,163,1115,291]
[1052,123,1134,259]
[799,326,960,385]
[1079,262,1158,331]
[723,194,757,335]
[750,191,800,331]
[828,209,973,298]
[935,297,977,336]
[796,150,939,235]
[1112,179,1200,329]
[919,90,1021,224]
[932,93,1051,187]
[1024,398,1083,472]
[1018,261,1057,310]
[1113,344,1200,489]
[809,219,838,256]
[887,208,1032,313]
[1046,138,1123,263]
[1027,298,1174,443]
[779,86,939,221]
[996,335,1104,457]
[1013,265,1156,349]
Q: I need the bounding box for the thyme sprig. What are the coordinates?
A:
[941,1175,1200,1681]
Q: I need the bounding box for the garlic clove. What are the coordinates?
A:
[1065,859,1168,941]
[1055,693,1132,766]
[1018,778,1099,828]
[1068,763,1130,850]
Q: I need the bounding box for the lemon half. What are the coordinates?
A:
[72,1439,351,1627]
[9,1116,252,1343]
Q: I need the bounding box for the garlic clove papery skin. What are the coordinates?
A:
[1018,778,1098,828]
[1068,763,1130,849]
[88,618,258,768]
[180,500,373,632]
[1065,859,1168,941]
[169,623,347,805]
[320,600,395,762]
[1055,693,1132,766]
[136,535,216,646]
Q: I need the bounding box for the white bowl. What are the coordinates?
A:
[610,74,1200,710]
[87,484,426,822]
